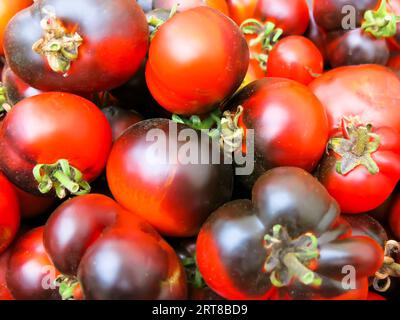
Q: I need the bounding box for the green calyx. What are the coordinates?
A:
[328,119,380,175]
[240,19,283,51]
[0,84,11,117]
[33,159,91,199]
[362,0,400,38]
[172,106,244,153]
[264,224,322,288]
[56,275,80,300]
[32,6,83,74]
[147,4,178,40]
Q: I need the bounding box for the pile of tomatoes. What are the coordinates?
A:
[1,0,400,301]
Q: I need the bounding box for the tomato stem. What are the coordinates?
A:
[56,275,80,300]
[264,224,321,288]
[374,240,400,292]
[32,6,83,75]
[33,159,91,199]
[362,0,399,38]
[329,119,380,175]
[0,84,11,117]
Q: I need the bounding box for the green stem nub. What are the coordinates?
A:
[32,6,83,74]
[56,275,80,300]
[33,159,91,199]
[328,118,380,175]
[0,84,11,117]
[264,224,321,288]
[362,0,400,38]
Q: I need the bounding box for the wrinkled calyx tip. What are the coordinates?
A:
[329,118,380,175]
[362,0,399,38]
[32,7,83,74]
[264,224,321,288]
[33,159,91,199]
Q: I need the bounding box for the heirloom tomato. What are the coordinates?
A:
[146,6,248,115]
[197,167,383,300]
[4,0,149,93]
[44,194,187,300]
[0,92,112,198]
[107,119,233,237]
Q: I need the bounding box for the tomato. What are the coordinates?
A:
[226,0,257,25]
[107,119,233,237]
[44,194,187,300]
[6,227,61,300]
[313,0,379,31]
[226,78,328,188]
[146,6,248,115]
[343,214,388,247]
[13,186,56,219]
[266,35,324,85]
[389,195,400,239]
[1,64,42,106]
[254,0,310,35]
[0,248,13,300]
[0,174,19,254]
[197,167,384,300]
[4,0,149,93]
[309,65,400,135]
[0,0,33,56]
[0,92,112,198]
[326,29,390,68]
[102,105,143,142]
[151,0,229,15]
[318,119,400,214]
[305,1,328,63]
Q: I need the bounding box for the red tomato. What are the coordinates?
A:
[0,174,19,254]
[4,0,149,93]
[309,65,400,135]
[0,248,13,300]
[226,0,258,25]
[266,35,324,85]
[6,227,61,300]
[0,92,112,198]
[318,120,400,214]
[107,119,233,237]
[0,0,33,55]
[146,6,249,115]
[255,0,310,35]
[44,194,187,299]
[227,78,329,188]
[13,186,56,219]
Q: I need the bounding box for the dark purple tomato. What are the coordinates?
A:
[107,119,234,237]
[4,0,149,93]
[326,28,389,68]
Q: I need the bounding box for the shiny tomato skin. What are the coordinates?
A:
[146,6,249,115]
[309,65,400,135]
[318,126,400,214]
[0,174,19,254]
[44,194,187,300]
[226,0,257,25]
[0,0,33,55]
[153,0,229,15]
[1,64,42,105]
[313,0,379,31]
[0,92,112,195]
[0,248,13,300]
[367,292,386,300]
[228,78,328,188]
[326,29,390,68]
[6,227,61,300]
[255,0,310,35]
[106,119,234,237]
[266,36,324,85]
[197,167,383,300]
[305,2,328,63]
[4,0,149,93]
